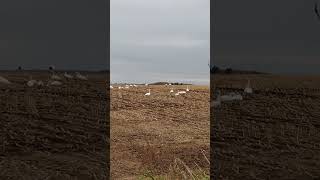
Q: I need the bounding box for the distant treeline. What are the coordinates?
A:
[149,82,192,85]
[210,66,266,75]
[1,68,110,74]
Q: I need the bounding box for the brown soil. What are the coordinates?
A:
[111,85,210,179]
[0,71,108,180]
[211,74,320,179]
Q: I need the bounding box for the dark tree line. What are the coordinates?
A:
[210,65,233,74]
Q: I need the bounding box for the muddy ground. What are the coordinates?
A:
[211,74,320,179]
[0,71,108,179]
[111,85,210,179]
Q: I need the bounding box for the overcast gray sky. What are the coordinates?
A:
[111,0,210,84]
[0,0,106,71]
[213,0,320,74]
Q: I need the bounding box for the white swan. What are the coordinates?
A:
[178,90,186,94]
[228,92,243,100]
[75,72,88,80]
[145,89,151,96]
[64,72,73,79]
[51,72,62,80]
[48,80,63,86]
[221,92,243,101]
[244,79,253,94]
[0,76,11,84]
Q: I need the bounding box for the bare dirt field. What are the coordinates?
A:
[111,85,210,179]
[211,74,320,179]
[0,71,108,179]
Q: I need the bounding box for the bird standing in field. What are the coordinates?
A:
[221,92,243,101]
[177,90,186,94]
[64,72,73,79]
[51,71,62,80]
[244,79,253,94]
[145,89,151,96]
[75,72,88,80]
[47,80,63,86]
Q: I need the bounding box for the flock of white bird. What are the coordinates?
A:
[110,83,191,96]
[0,70,88,87]
[212,80,253,108]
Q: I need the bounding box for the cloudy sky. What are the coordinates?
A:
[213,0,320,74]
[0,0,106,70]
[111,0,210,84]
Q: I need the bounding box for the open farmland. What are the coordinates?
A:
[211,74,320,179]
[111,85,210,179]
[0,71,108,179]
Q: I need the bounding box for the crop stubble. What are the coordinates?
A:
[0,71,108,180]
[111,85,210,179]
[212,74,320,179]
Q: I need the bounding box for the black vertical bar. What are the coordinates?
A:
[105,0,110,179]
